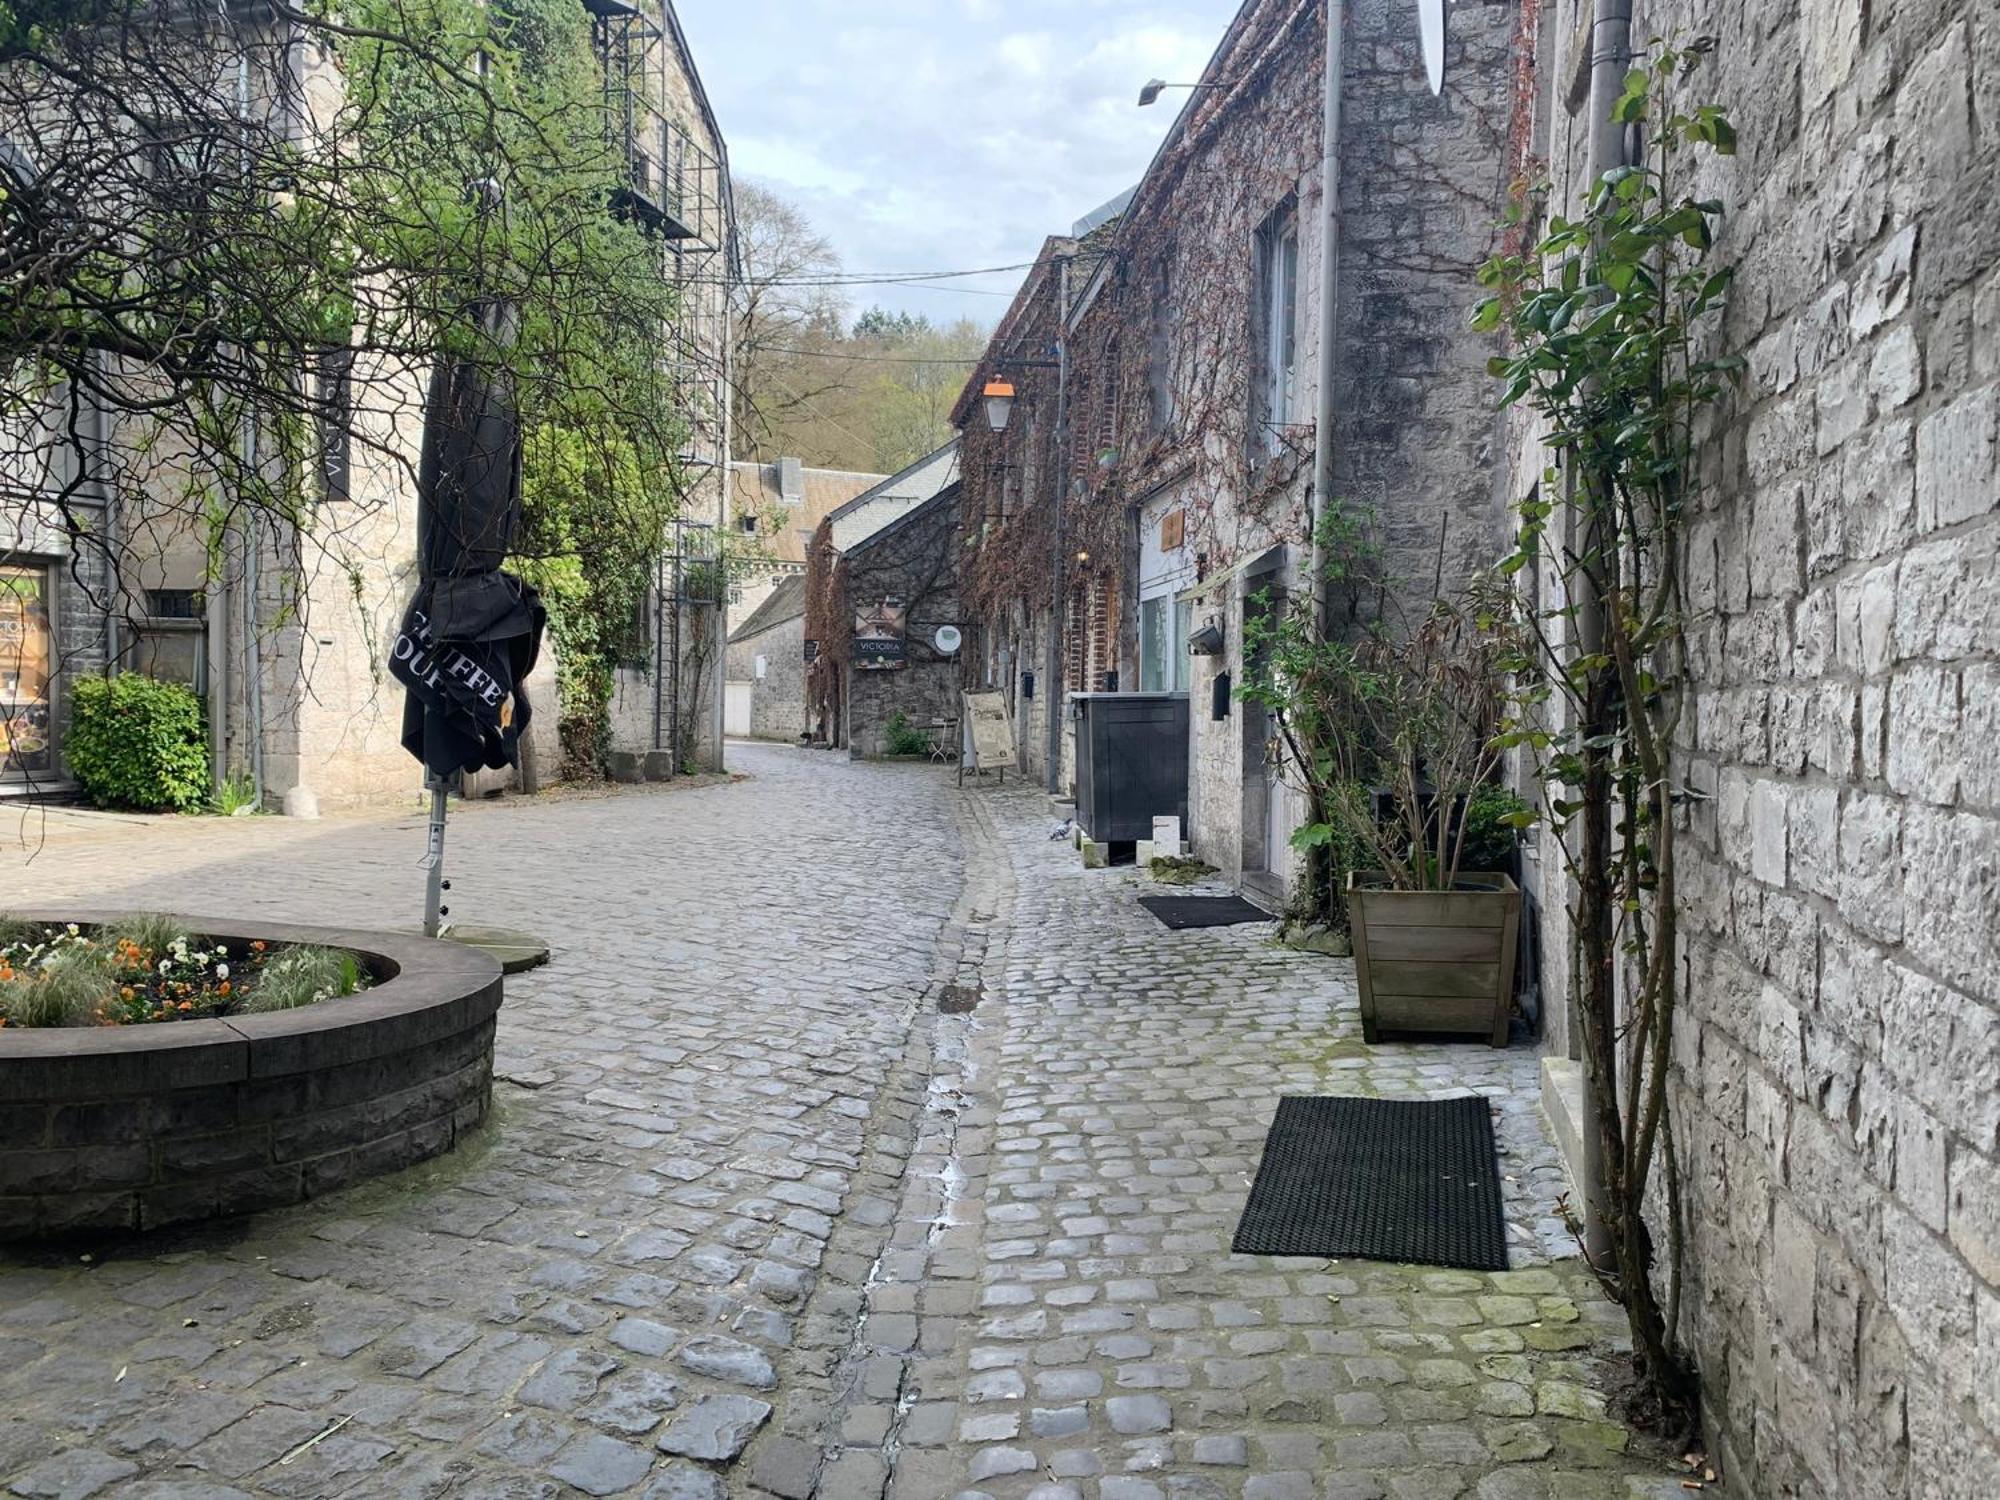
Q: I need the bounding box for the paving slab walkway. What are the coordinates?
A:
[0,746,1688,1499]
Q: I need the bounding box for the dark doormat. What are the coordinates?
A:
[1232,1094,1509,1270]
[1139,894,1272,929]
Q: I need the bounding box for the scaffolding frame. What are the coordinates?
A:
[582,0,732,773]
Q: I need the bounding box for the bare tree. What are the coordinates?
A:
[730,181,846,461]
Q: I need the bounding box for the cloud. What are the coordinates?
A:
[678,0,1230,321]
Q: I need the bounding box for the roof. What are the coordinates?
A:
[845,480,962,559]
[728,460,887,566]
[825,441,963,552]
[728,573,807,643]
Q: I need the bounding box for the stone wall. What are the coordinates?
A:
[0,917,502,1240]
[1511,1,2000,1492]
[725,612,807,742]
[843,490,962,759]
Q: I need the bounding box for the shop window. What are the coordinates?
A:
[0,562,56,779]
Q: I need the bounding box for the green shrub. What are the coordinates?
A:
[1459,784,1530,873]
[64,673,210,813]
[883,712,931,757]
[242,945,366,1013]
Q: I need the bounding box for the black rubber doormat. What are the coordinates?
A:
[1138,894,1272,929]
[1232,1094,1509,1270]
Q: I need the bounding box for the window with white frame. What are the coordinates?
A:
[1253,203,1300,459]
[1138,492,1195,693]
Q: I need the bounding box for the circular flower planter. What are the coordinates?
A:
[0,912,503,1241]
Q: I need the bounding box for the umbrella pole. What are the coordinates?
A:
[423,773,450,937]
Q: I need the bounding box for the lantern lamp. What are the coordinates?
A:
[983,378,1017,433]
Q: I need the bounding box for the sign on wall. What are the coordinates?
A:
[854,598,907,671]
[804,639,819,662]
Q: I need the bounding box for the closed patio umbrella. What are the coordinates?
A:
[390,289,546,936]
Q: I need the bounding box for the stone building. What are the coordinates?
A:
[724,458,886,635]
[0,0,736,810]
[1504,2,2000,1494]
[722,574,808,741]
[956,0,1518,906]
[954,0,1999,1491]
[802,442,964,755]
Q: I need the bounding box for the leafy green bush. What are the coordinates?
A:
[883,712,932,757]
[64,673,210,813]
[1458,785,1530,873]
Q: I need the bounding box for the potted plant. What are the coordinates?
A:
[1320,602,1526,1046]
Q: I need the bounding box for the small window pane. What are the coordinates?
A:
[1140,597,1167,692]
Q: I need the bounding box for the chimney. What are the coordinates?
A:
[777,458,805,506]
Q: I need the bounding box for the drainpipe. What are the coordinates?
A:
[1575,0,1632,1269]
[237,48,265,810]
[1044,257,1072,796]
[1306,0,1345,634]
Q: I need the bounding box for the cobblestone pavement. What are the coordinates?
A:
[0,746,1686,1499]
[864,784,1689,1500]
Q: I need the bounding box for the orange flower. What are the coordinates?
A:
[217,981,231,997]
[252,940,267,952]
[120,986,136,1001]
[177,1000,193,1012]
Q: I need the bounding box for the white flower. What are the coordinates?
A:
[215,963,230,979]
[158,959,171,974]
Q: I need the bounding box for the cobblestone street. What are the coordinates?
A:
[3,746,1684,1499]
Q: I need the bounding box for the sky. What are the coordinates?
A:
[676,0,1236,327]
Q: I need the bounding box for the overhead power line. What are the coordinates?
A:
[756,344,983,366]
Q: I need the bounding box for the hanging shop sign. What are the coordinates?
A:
[853,598,907,671]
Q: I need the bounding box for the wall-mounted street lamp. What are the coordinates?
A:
[983,379,1016,433]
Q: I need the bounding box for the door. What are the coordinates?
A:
[723,680,753,738]
[1241,580,1289,894]
[0,562,57,785]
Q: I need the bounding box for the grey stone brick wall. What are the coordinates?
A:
[725,612,807,742]
[843,489,962,759]
[0,919,502,1240]
[1512,1,2000,1492]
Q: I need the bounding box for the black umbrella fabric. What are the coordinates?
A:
[391,327,545,779]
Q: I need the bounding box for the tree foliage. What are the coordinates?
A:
[730,182,984,473]
[1,0,690,773]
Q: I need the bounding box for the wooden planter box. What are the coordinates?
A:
[1348,871,1520,1047]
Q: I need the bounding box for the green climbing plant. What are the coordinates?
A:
[1472,39,1743,1430]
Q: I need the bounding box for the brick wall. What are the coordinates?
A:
[1512,1,2000,1492]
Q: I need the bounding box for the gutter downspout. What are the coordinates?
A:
[1044,257,1072,796]
[1306,0,1345,633]
[1576,0,1631,1270]
[238,49,265,810]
